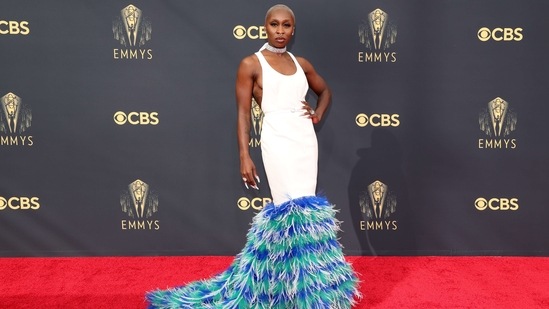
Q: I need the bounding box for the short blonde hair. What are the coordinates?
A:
[265,4,295,23]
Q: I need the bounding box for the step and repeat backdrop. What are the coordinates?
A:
[1,0,548,256]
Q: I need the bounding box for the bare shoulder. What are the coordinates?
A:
[238,54,260,74]
[295,56,315,73]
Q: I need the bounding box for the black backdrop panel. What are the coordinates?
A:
[0,0,547,256]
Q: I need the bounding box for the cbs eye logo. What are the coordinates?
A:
[237,197,272,210]
[113,111,159,125]
[477,27,523,42]
[356,113,400,127]
[475,197,519,211]
[233,25,267,40]
[0,196,40,210]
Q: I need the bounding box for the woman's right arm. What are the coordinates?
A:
[235,56,259,189]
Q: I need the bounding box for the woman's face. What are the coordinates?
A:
[265,9,294,48]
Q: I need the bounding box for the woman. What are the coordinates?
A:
[147,4,360,308]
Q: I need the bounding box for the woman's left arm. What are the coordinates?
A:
[298,57,331,123]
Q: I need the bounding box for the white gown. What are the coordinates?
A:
[255,50,318,205]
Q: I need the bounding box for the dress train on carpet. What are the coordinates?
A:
[146,195,360,308]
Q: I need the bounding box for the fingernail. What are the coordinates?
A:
[255,176,260,183]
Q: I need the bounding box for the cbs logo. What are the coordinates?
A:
[356,113,400,127]
[474,197,519,211]
[237,197,272,210]
[477,27,523,42]
[0,197,40,210]
[233,25,267,40]
[114,111,159,125]
[0,21,30,35]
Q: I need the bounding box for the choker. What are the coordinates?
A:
[262,42,286,54]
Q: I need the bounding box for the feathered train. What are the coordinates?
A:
[146,196,360,308]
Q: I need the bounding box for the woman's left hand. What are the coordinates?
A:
[301,100,319,124]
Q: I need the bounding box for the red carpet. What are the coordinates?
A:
[1,256,548,308]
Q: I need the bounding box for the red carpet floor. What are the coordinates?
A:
[0,256,548,308]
